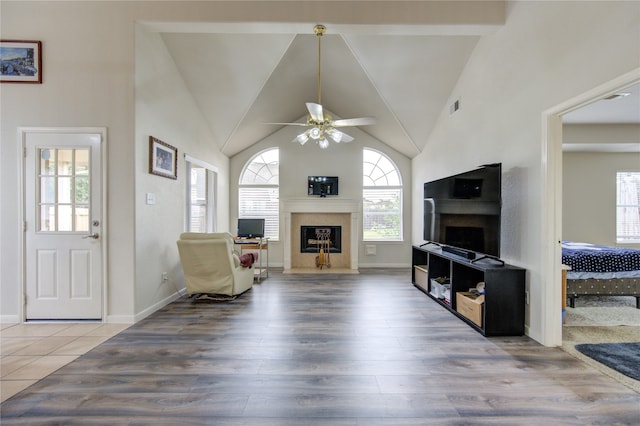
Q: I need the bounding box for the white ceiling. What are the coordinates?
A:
[160,25,481,158]
[563,83,640,124]
[563,83,640,152]
[155,22,638,158]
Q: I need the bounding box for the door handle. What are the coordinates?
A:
[83,233,99,239]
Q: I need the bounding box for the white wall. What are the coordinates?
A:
[2,0,424,323]
[229,123,413,268]
[563,151,640,248]
[134,26,230,319]
[411,1,640,344]
[1,1,137,322]
[2,1,639,346]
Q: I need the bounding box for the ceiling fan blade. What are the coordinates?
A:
[332,117,376,127]
[326,128,354,143]
[265,122,309,126]
[306,102,325,122]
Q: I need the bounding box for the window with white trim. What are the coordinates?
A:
[616,171,640,243]
[239,148,279,240]
[185,156,218,233]
[363,148,402,241]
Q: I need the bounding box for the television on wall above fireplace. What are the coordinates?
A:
[308,176,338,197]
[423,164,501,258]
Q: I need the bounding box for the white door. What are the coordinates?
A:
[23,129,104,320]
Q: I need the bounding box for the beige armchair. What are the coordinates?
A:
[177,232,254,298]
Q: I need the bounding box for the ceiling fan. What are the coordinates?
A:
[269,24,376,149]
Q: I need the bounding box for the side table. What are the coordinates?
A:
[234,238,269,282]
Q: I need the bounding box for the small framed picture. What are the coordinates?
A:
[1,40,42,84]
[149,136,177,179]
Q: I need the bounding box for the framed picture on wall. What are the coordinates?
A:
[0,40,42,83]
[149,136,177,179]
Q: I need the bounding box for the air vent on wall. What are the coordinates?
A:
[449,99,461,115]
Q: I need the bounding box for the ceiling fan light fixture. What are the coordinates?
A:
[295,133,310,145]
[266,24,375,149]
[309,127,322,139]
[318,138,329,149]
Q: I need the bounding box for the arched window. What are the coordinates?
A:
[363,148,402,241]
[239,148,279,240]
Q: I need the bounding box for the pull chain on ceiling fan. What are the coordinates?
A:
[268,24,376,149]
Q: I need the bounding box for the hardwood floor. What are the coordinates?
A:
[2,268,639,424]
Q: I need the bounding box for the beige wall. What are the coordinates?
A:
[563,151,640,248]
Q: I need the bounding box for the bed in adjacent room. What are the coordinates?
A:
[562,241,640,309]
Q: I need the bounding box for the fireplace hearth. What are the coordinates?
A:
[300,226,342,253]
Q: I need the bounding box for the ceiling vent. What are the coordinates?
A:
[603,92,631,100]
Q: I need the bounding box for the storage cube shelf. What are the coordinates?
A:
[412,245,526,336]
[456,292,484,327]
[413,265,429,292]
[430,279,451,301]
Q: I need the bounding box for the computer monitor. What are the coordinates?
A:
[237,218,265,238]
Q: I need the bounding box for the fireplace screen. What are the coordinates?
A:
[300,226,342,253]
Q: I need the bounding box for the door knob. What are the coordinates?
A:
[83,233,99,239]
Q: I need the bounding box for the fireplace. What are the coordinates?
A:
[284,199,359,271]
[300,226,342,253]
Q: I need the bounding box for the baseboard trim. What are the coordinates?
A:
[357,263,410,268]
[1,315,21,324]
[105,315,135,324]
[133,291,182,323]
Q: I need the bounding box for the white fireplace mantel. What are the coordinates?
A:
[283,198,360,271]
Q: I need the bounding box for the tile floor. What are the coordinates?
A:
[0,322,129,402]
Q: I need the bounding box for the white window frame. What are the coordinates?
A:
[185,154,218,233]
[616,170,640,244]
[239,148,279,240]
[362,147,403,242]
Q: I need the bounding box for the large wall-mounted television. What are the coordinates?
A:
[423,164,501,258]
[308,176,339,197]
[237,218,265,238]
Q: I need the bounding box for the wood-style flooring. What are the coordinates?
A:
[2,268,639,424]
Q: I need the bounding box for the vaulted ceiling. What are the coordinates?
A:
[153,14,638,158]
[158,24,489,158]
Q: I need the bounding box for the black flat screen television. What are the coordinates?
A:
[423,164,501,257]
[308,176,338,197]
[237,218,265,238]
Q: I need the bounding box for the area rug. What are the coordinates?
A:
[564,295,640,326]
[565,306,640,326]
[575,342,640,381]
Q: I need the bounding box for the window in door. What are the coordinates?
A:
[185,156,218,233]
[617,171,640,243]
[38,148,91,232]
